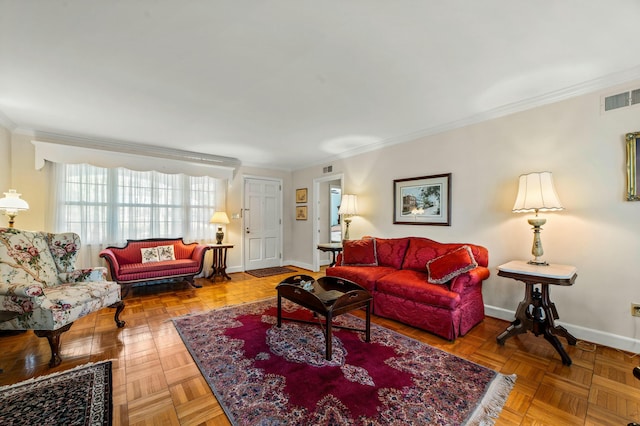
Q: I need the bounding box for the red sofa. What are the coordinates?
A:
[326,236,490,340]
[99,238,210,296]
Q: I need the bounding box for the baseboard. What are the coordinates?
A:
[285,260,315,272]
[485,304,640,354]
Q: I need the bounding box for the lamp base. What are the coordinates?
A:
[528,217,547,266]
[343,218,352,240]
[215,227,224,244]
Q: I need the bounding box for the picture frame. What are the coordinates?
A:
[626,131,640,201]
[296,188,308,203]
[296,205,308,220]
[393,173,451,225]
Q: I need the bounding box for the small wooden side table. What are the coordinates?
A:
[207,244,233,281]
[496,260,578,366]
[317,243,343,267]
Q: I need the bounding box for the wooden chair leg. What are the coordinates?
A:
[111,300,126,328]
[34,323,73,367]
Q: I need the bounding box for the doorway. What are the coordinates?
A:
[243,177,283,271]
[313,173,343,271]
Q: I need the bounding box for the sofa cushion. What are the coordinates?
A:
[342,239,378,266]
[427,245,478,284]
[141,247,160,263]
[374,237,409,269]
[120,259,198,274]
[401,238,440,271]
[326,265,396,292]
[376,269,461,310]
[157,245,176,261]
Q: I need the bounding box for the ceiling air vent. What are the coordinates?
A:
[602,87,640,112]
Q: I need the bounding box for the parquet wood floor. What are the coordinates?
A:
[1,266,639,425]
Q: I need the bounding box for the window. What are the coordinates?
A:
[55,163,222,245]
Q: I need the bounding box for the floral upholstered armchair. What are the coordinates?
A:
[0,228,125,367]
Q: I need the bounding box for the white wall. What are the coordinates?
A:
[292,80,640,351]
[0,124,10,192]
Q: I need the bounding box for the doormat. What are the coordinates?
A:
[173,299,516,425]
[0,360,112,426]
[245,266,297,278]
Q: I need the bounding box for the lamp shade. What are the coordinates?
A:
[512,172,564,213]
[209,211,230,224]
[0,189,29,212]
[338,194,359,216]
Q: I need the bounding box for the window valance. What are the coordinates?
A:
[32,139,239,180]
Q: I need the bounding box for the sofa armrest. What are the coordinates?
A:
[0,282,45,297]
[190,244,210,266]
[59,267,108,283]
[99,249,121,278]
[449,266,490,293]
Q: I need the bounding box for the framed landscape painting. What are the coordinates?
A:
[393,173,451,225]
[627,131,640,201]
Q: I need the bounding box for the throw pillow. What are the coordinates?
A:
[141,247,160,263]
[157,245,176,261]
[426,245,477,284]
[341,239,378,266]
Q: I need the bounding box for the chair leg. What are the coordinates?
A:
[111,300,126,328]
[34,323,73,367]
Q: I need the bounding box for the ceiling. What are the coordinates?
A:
[1,1,639,170]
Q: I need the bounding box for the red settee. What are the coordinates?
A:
[326,236,490,340]
[99,238,210,296]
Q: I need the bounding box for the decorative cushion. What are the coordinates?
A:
[141,247,159,263]
[341,239,378,266]
[375,237,410,269]
[157,245,176,261]
[426,245,477,284]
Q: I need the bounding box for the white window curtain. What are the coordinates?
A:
[49,162,225,270]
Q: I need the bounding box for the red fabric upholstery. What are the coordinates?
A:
[341,239,378,266]
[326,236,489,340]
[374,237,409,269]
[99,238,209,291]
[426,245,477,284]
[376,270,461,309]
[326,265,397,292]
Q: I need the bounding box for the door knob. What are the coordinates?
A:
[246,227,250,234]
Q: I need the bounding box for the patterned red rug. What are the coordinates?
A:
[173,299,515,425]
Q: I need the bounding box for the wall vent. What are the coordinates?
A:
[602,87,640,112]
[323,165,333,173]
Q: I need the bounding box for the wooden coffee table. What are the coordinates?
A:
[276,274,372,360]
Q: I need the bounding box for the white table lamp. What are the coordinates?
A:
[338,194,358,240]
[0,189,29,228]
[210,211,230,244]
[512,172,564,265]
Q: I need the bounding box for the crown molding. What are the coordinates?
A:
[0,110,17,131]
[295,65,640,171]
[32,131,241,169]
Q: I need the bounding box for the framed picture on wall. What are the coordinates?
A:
[626,131,640,201]
[296,205,308,220]
[393,173,451,225]
[296,188,308,203]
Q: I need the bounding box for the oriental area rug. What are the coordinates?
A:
[0,360,112,426]
[173,299,516,425]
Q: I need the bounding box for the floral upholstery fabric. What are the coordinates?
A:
[0,227,121,331]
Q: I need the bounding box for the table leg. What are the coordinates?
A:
[277,295,282,328]
[325,312,333,360]
[365,301,371,342]
[541,285,577,346]
[329,251,337,267]
[497,283,534,345]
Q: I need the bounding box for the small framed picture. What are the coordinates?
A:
[393,173,451,225]
[296,188,308,203]
[296,205,308,220]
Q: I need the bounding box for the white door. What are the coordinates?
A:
[244,177,282,270]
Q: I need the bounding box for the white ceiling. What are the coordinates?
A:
[1,1,639,170]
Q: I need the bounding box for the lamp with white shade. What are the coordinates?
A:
[0,189,30,228]
[512,172,564,265]
[338,194,358,240]
[210,211,230,244]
